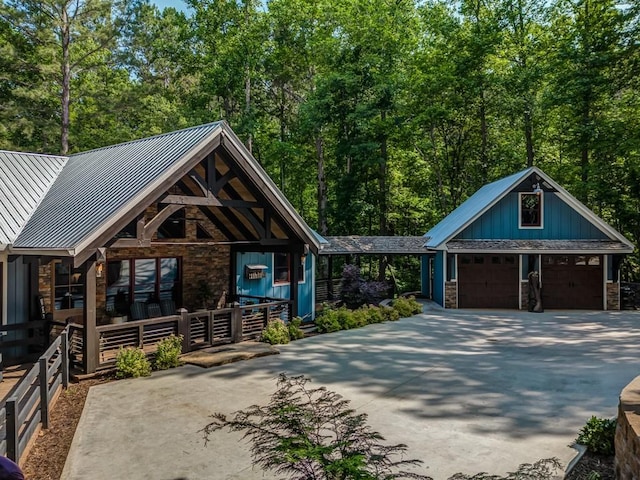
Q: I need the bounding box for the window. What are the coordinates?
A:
[519,192,543,228]
[54,262,84,310]
[273,253,305,285]
[106,258,181,311]
[157,211,185,239]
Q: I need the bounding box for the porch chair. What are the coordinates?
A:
[130,302,149,321]
[160,299,176,316]
[147,303,162,318]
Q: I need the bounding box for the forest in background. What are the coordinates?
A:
[1,0,639,280]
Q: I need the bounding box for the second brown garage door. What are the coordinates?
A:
[541,255,603,309]
[458,254,519,308]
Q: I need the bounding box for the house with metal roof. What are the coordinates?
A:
[1,122,320,373]
[423,166,634,310]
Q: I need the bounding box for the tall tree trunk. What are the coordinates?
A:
[524,106,534,167]
[316,133,328,236]
[60,5,71,155]
[378,112,388,281]
[245,66,252,153]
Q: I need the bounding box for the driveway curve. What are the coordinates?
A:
[62,309,640,479]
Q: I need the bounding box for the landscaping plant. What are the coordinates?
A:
[261,319,290,344]
[154,334,184,370]
[340,264,389,308]
[392,296,423,317]
[287,316,305,340]
[576,416,617,456]
[115,346,151,379]
[203,374,430,480]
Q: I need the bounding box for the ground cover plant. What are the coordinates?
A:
[575,416,616,456]
[314,298,411,333]
[204,374,561,480]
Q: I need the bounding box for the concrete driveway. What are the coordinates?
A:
[62,308,640,479]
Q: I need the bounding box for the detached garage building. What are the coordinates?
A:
[423,167,634,310]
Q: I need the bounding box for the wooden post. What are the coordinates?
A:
[328,256,334,300]
[229,247,237,301]
[61,330,69,388]
[82,260,98,374]
[178,309,190,353]
[39,356,50,429]
[231,307,243,343]
[207,311,214,344]
[6,396,18,461]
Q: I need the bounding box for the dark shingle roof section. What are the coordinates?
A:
[0,151,67,245]
[447,239,633,253]
[14,123,222,249]
[319,236,429,255]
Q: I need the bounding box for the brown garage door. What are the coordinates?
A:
[541,255,603,309]
[458,254,519,308]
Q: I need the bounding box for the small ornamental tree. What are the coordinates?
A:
[340,264,389,309]
[203,374,431,480]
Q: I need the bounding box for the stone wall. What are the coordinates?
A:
[444,281,457,308]
[615,375,640,479]
[607,282,620,310]
[520,281,528,310]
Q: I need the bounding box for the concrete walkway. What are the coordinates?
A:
[62,309,640,479]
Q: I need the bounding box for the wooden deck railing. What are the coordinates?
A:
[67,299,291,371]
[0,327,69,462]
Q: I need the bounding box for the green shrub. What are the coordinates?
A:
[381,306,401,321]
[154,334,184,370]
[364,305,385,324]
[288,317,305,340]
[261,319,290,344]
[392,296,423,317]
[115,346,151,379]
[315,308,341,333]
[576,416,617,455]
[350,308,369,328]
[336,307,357,329]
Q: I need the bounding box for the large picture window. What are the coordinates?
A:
[106,257,181,311]
[519,192,543,228]
[273,253,305,285]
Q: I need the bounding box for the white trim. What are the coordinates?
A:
[603,255,608,310]
[454,254,459,308]
[311,255,316,319]
[518,192,544,229]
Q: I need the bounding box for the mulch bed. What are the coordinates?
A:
[565,451,615,480]
[22,375,113,480]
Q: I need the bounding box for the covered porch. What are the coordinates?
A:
[5,122,319,374]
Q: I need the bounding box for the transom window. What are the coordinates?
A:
[273,253,305,285]
[106,257,181,312]
[519,192,543,228]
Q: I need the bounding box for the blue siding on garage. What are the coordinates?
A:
[433,251,445,306]
[456,193,607,240]
[235,252,315,320]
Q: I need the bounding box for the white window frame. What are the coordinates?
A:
[518,192,544,229]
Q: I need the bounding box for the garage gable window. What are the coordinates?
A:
[519,192,543,229]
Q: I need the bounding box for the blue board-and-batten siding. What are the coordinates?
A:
[235,252,315,320]
[456,193,607,240]
[432,251,445,306]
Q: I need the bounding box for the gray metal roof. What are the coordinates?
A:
[319,236,429,255]
[447,239,634,253]
[424,168,533,249]
[0,151,67,246]
[14,123,223,249]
